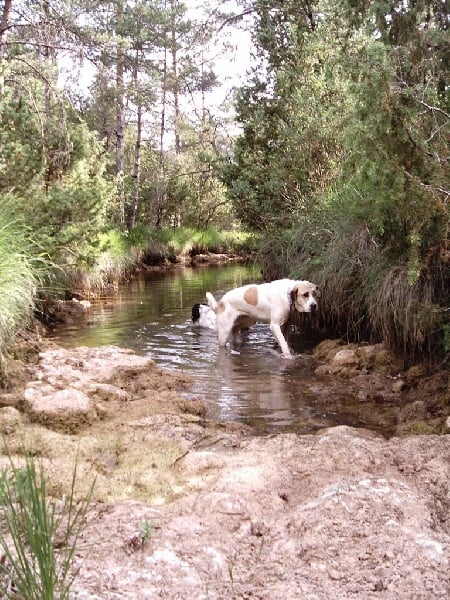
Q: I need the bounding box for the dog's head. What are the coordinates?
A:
[191,303,202,323]
[192,302,217,328]
[290,281,320,313]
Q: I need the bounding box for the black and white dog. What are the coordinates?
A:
[191,302,217,329]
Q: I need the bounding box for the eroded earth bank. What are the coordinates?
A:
[0,340,449,599]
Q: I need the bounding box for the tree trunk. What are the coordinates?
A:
[0,0,12,69]
[170,0,180,155]
[42,1,58,189]
[116,0,126,229]
[129,49,142,230]
[154,2,169,229]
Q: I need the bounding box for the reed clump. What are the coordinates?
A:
[0,446,94,599]
[260,223,449,362]
[0,209,48,383]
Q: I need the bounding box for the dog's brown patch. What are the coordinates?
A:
[217,301,226,315]
[244,286,258,306]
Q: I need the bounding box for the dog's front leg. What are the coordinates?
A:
[270,322,292,358]
[218,327,229,347]
[217,320,231,347]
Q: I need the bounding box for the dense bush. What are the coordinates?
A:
[226,0,449,359]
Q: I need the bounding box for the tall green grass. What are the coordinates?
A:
[0,448,94,599]
[130,225,260,257]
[27,224,260,301]
[260,220,449,362]
[59,229,141,295]
[0,208,48,377]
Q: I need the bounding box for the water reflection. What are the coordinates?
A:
[49,263,399,436]
[212,347,300,426]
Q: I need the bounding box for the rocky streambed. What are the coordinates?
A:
[0,339,449,599]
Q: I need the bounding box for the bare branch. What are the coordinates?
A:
[416,98,450,120]
[218,9,255,32]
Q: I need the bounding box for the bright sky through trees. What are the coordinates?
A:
[58,0,253,119]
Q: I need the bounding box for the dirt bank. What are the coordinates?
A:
[0,342,449,599]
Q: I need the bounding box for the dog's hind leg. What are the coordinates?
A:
[232,315,254,342]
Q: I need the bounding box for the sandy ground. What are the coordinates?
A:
[0,342,449,599]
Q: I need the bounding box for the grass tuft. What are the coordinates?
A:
[0,445,94,599]
[0,207,50,382]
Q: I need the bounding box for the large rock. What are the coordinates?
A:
[22,345,158,433]
[21,345,191,434]
[24,384,96,433]
[35,345,154,385]
[314,340,403,377]
[4,340,450,599]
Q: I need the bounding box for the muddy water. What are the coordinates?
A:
[49,264,399,436]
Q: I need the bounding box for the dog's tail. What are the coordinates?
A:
[205,292,218,312]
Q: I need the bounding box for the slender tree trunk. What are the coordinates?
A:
[170,0,180,155]
[129,48,142,230]
[116,0,126,229]
[0,0,12,72]
[200,44,207,147]
[42,1,57,189]
[154,4,168,229]
[99,59,113,150]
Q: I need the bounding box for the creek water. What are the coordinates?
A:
[49,263,399,436]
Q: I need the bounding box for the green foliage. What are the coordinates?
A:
[123,118,234,231]
[0,76,45,193]
[145,226,260,256]
[0,0,240,302]
[0,56,116,270]
[225,1,349,231]
[57,229,139,295]
[7,124,115,263]
[226,0,449,358]
[0,446,94,599]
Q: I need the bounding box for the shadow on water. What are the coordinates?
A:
[49,263,400,436]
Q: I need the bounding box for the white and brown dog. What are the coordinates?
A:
[206,279,319,358]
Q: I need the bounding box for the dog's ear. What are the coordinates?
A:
[290,287,298,305]
[191,304,201,321]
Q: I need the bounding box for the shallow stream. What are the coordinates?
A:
[49,263,400,436]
